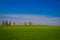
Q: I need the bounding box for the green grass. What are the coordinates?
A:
[0,25,60,40]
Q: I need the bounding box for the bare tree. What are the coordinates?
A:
[5,20,8,25]
[9,21,11,26]
[2,20,4,25]
[29,22,32,26]
[24,22,27,25]
[13,22,15,25]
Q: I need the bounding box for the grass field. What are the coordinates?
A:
[0,25,60,40]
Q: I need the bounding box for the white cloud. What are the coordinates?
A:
[0,14,60,26]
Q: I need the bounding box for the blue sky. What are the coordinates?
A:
[0,0,60,25]
[0,0,60,17]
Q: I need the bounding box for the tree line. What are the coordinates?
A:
[1,20,32,26]
[2,20,15,26]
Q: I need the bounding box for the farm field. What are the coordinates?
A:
[0,25,60,40]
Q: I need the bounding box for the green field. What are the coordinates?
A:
[0,25,60,40]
